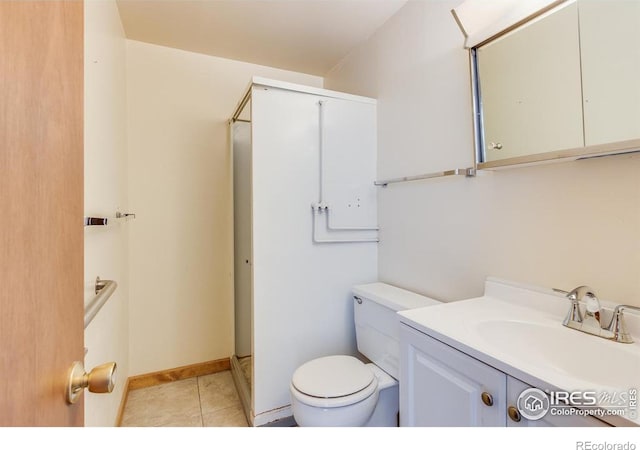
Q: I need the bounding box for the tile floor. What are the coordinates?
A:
[120,370,249,427]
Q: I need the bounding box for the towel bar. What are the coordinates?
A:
[84,277,117,329]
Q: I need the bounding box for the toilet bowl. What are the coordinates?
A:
[290,283,440,427]
[290,355,380,427]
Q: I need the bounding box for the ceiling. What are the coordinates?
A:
[116,0,407,76]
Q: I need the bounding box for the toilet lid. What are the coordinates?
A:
[292,355,374,398]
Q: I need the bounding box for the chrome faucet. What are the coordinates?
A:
[554,286,638,343]
[558,286,606,334]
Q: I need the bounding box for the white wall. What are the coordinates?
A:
[84,0,129,426]
[126,41,323,375]
[325,0,640,307]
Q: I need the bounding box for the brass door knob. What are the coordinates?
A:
[508,405,522,422]
[66,361,117,404]
[481,391,494,406]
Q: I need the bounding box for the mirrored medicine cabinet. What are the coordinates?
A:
[472,0,640,169]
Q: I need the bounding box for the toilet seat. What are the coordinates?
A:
[291,355,378,408]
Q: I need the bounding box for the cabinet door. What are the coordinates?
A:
[400,324,506,426]
[506,377,610,427]
[579,0,640,146]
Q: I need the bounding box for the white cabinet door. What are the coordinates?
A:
[579,0,640,146]
[506,377,610,427]
[400,324,506,426]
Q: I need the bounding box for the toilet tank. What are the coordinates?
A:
[353,282,441,379]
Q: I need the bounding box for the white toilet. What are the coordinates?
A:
[289,282,441,427]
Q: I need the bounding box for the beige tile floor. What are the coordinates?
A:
[120,370,249,427]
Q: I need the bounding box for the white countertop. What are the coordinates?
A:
[398,278,640,427]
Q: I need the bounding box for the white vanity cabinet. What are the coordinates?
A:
[400,324,610,427]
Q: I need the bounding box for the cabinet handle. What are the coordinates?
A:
[489,142,503,150]
[481,392,494,407]
[508,405,522,422]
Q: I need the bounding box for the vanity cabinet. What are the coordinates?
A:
[400,324,610,427]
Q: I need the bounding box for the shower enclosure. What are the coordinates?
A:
[231,96,252,423]
[229,77,378,426]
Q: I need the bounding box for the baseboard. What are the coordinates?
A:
[127,357,231,391]
[115,377,130,427]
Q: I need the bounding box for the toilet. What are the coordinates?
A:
[289,282,441,426]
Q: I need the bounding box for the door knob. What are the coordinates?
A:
[66,361,117,404]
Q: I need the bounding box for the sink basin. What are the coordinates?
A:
[398,278,640,425]
[476,320,640,390]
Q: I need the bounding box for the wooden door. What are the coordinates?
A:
[0,1,84,426]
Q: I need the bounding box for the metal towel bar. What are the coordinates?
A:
[374,167,476,187]
[84,277,117,329]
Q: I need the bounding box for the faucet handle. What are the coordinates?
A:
[607,305,639,344]
[554,287,583,326]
